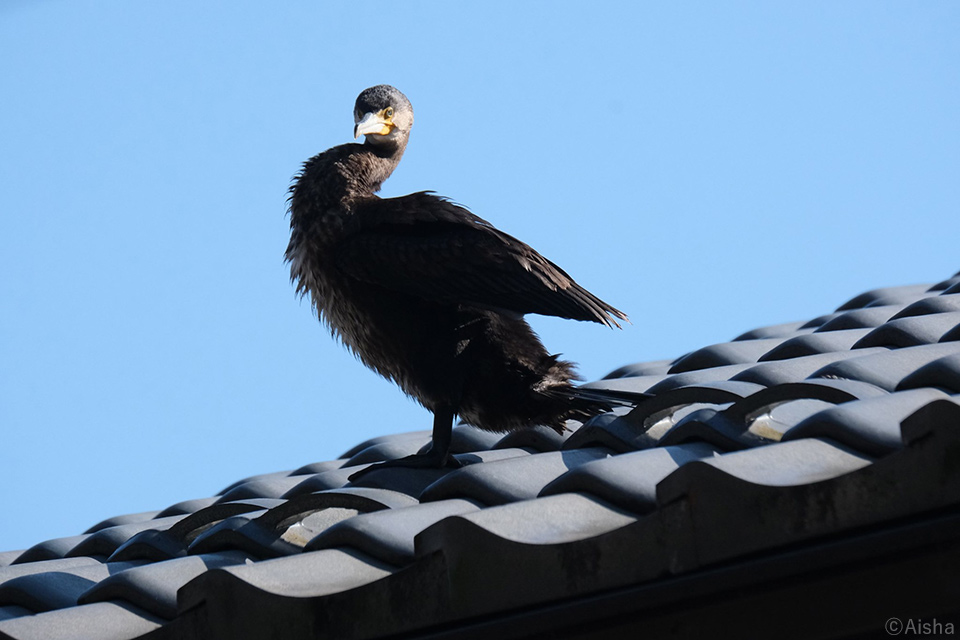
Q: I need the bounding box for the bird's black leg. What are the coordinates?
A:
[426,405,456,464]
[347,406,461,481]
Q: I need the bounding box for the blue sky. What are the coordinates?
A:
[1,2,957,551]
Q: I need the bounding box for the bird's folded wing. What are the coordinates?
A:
[335,193,626,327]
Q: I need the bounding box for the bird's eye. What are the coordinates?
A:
[384,107,395,118]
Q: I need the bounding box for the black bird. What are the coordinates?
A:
[287,85,629,477]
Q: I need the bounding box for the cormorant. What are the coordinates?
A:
[287,85,629,478]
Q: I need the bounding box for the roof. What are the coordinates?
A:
[2,271,960,639]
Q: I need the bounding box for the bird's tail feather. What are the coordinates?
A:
[541,385,649,429]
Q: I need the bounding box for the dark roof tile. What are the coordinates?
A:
[64,516,188,560]
[183,502,289,558]
[727,378,888,426]
[562,412,663,452]
[540,443,720,514]
[304,499,481,565]
[0,558,102,583]
[342,449,531,499]
[798,312,835,329]
[811,342,960,390]
[339,431,431,459]
[658,438,872,490]
[758,328,873,361]
[109,498,281,562]
[898,353,960,394]
[625,380,764,427]
[582,373,667,394]
[0,605,32,622]
[835,283,933,311]
[77,551,251,620]
[0,553,23,570]
[83,513,162,535]
[930,273,960,291]
[730,348,889,386]
[941,322,960,342]
[656,405,768,449]
[668,338,790,374]
[266,466,354,495]
[890,293,960,318]
[154,497,219,518]
[0,601,163,640]
[782,388,954,455]
[645,363,758,394]
[600,359,673,379]
[0,560,142,613]
[745,398,840,440]
[14,536,91,565]
[443,493,637,545]
[215,475,311,503]
[344,438,430,466]
[179,548,395,605]
[419,448,613,505]
[289,459,348,475]
[492,424,570,452]
[448,424,504,453]
[852,312,960,348]
[732,320,813,341]
[216,469,300,495]
[812,305,903,332]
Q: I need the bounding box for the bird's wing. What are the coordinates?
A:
[336,192,627,327]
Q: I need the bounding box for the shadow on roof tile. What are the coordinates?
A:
[853,312,960,349]
[811,342,960,391]
[668,338,790,374]
[759,328,873,361]
[420,448,613,506]
[13,535,91,565]
[731,348,889,387]
[78,551,251,620]
[601,359,673,378]
[541,442,720,514]
[112,498,292,562]
[563,413,665,452]
[930,273,960,292]
[813,305,903,332]
[645,363,758,394]
[0,560,143,613]
[492,424,570,452]
[732,321,813,341]
[941,322,960,342]
[835,283,933,311]
[898,353,960,394]
[891,293,960,319]
[339,431,432,459]
[344,438,430,466]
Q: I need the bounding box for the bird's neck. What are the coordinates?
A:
[288,137,408,227]
[351,139,406,196]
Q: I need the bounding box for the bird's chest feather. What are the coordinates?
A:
[288,232,421,380]
[289,234,369,346]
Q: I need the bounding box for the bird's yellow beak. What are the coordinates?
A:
[354,110,395,139]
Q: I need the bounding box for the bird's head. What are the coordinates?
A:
[353,85,414,147]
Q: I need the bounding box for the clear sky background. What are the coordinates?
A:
[1,2,957,551]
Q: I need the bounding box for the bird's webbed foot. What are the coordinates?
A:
[347,446,461,482]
